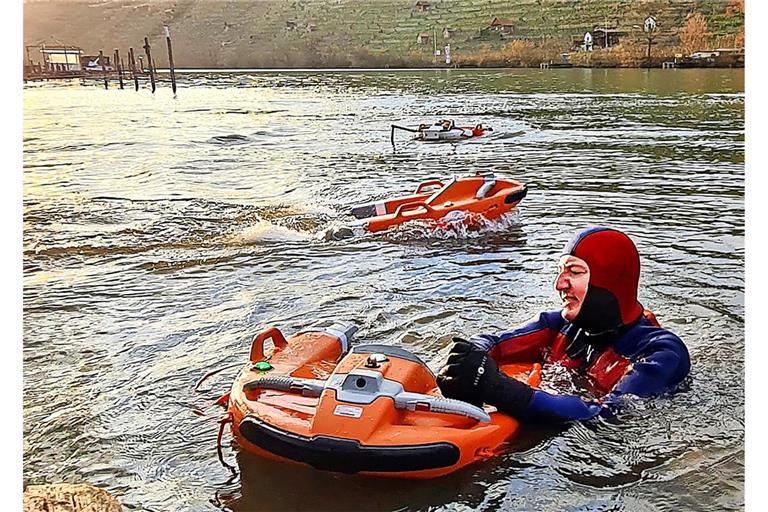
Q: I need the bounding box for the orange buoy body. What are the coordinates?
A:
[350,173,527,233]
[227,323,539,479]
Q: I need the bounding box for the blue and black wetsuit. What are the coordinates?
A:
[470,309,690,421]
[437,227,691,422]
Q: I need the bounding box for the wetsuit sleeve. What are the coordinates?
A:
[522,390,602,421]
[611,332,691,397]
[469,311,563,364]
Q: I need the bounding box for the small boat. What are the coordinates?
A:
[350,172,527,233]
[221,322,540,479]
[391,120,492,147]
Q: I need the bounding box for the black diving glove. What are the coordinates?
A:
[436,338,535,417]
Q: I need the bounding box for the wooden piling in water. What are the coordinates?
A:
[164,25,177,95]
[99,50,108,89]
[129,47,139,91]
[114,49,124,89]
[143,37,156,94]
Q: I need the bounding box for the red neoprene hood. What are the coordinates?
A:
[563,227,644,327]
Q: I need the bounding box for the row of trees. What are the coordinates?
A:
[271,6,745,69]
[453,5,744,69]
[679,11,744,55]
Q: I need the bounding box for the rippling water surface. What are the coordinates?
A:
[23,69,744,511]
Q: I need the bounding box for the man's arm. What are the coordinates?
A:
[439,331,690,423]
[469,311,563,363]
[438,340,602,421]
[612,332,690,397]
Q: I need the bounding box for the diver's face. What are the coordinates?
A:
[555,255,590,322]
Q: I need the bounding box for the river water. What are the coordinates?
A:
[23,68,744,511]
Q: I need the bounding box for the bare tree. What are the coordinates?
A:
[680,12,709,55]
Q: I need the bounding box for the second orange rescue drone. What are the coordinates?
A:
[350,172,527,233]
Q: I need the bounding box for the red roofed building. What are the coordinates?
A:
[414,1,431,13]
[489,17,515,34]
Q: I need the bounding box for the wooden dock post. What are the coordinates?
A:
[143,37,156,94]
[25,45,34,67]
[120,55,127,84]
[114,49,124,89]
[163,25,178,95]
[99,50,108,89]
[128,47,139,91]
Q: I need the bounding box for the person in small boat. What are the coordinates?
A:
[440,119,454,131]
[437,227,690,422]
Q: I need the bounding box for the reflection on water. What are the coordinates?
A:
[23,68,744,511]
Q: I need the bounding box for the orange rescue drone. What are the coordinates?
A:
[219,322,539,479]
[350,172,527,233]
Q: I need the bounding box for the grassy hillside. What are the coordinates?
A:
[23,0,744,68]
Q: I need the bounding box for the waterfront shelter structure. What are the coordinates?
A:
[591,28,625,48]
[689,48,744,67]
[489,17,515,35]
[40,45,83,72]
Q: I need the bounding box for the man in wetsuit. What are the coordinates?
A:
[437,227,690,421]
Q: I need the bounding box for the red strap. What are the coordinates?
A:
[643,309,661,327]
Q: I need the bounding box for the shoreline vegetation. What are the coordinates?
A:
[23,0,744,73]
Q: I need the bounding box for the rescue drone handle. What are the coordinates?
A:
[391,124,420,149]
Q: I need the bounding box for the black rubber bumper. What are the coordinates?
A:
[239,415,461,474]
[505,185,528,204]
[351,203,378,220]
